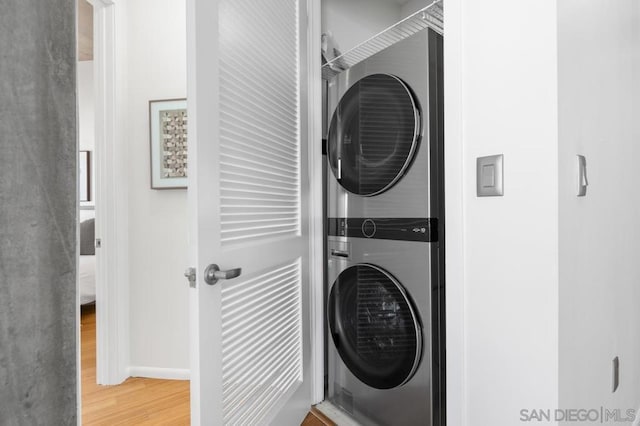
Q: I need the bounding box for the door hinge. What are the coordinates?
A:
[184,267,197,288]
[95,238,102,248]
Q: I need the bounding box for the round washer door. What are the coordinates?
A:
[328,264,422,389]
[327,74,421,196]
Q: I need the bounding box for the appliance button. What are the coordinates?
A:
[362,219,376,238]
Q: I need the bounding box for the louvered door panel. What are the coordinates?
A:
[221,260,303,425]
[189,0,311,423]
[219,0,301,245]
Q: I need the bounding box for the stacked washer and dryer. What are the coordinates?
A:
[324,29,445,426]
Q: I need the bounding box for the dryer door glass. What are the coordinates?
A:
[327,74,421,196]
[328,264,422,389]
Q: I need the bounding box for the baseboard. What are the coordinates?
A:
[128,366,190,381]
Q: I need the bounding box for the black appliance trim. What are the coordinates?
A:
[327,217,438,242]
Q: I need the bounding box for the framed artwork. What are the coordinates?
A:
[149,98,188,189]
[79,150,91,202]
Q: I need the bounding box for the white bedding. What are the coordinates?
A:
[80,255,96,305]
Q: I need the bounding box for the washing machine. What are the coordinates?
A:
[324,28,444,426]
[327,233,439,426]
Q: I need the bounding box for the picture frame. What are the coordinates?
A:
[79,150,91,202]
[149,98,188,189]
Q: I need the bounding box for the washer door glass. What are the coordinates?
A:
[327,74,421,196]
[328,264,422,389]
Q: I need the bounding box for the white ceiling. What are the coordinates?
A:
[389,0,413,4]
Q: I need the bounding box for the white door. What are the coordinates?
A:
[186,0,318,425]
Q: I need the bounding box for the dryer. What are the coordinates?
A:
[326,28,441,220]
[324,28,444,426]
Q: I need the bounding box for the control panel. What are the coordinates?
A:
[327,217,438,242]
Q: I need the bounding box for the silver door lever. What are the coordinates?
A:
[577,155,588,197]
[204,264,242,285]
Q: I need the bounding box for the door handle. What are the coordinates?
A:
[577,155,588,196]
[330,249,349,258]
[204,264,242,285]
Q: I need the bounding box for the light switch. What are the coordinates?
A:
[477,154,504,197]
[482,164,495,187]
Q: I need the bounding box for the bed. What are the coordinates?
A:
[80,217,96,305]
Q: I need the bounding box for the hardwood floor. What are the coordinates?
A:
[81,305,190,425]
[82,305,327,425]
[301,407,337,426]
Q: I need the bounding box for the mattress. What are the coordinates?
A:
[79,255,96,305]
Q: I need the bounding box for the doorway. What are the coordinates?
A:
[77,0,191,423]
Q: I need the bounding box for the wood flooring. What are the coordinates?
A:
[301,407,337,426]
[81,305,190,425]
[82,304,325,425]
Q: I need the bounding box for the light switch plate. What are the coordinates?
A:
[477,154,504,197]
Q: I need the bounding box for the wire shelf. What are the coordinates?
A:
[322,0,443,81]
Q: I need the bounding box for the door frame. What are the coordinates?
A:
[88,0,131,386]
[306,0,326,406]
[81,0,464,421]
[83,0,464,422]
[443,0,466,424]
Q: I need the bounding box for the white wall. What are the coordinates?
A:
[446,1,640,424]
[78,61,95,153]
[123,0,190,375]
[451,0,560,424]
[321,0,401,54]
[78,60,95,215]
[558,0,640,419]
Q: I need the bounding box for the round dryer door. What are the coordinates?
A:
[327,74,421,196]
[328,264,422,389]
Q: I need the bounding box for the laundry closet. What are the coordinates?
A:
[319,1,445,425]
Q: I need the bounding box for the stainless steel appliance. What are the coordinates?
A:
[327,235,434,425]
[326,29,441,220]
[325,28,444,426]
